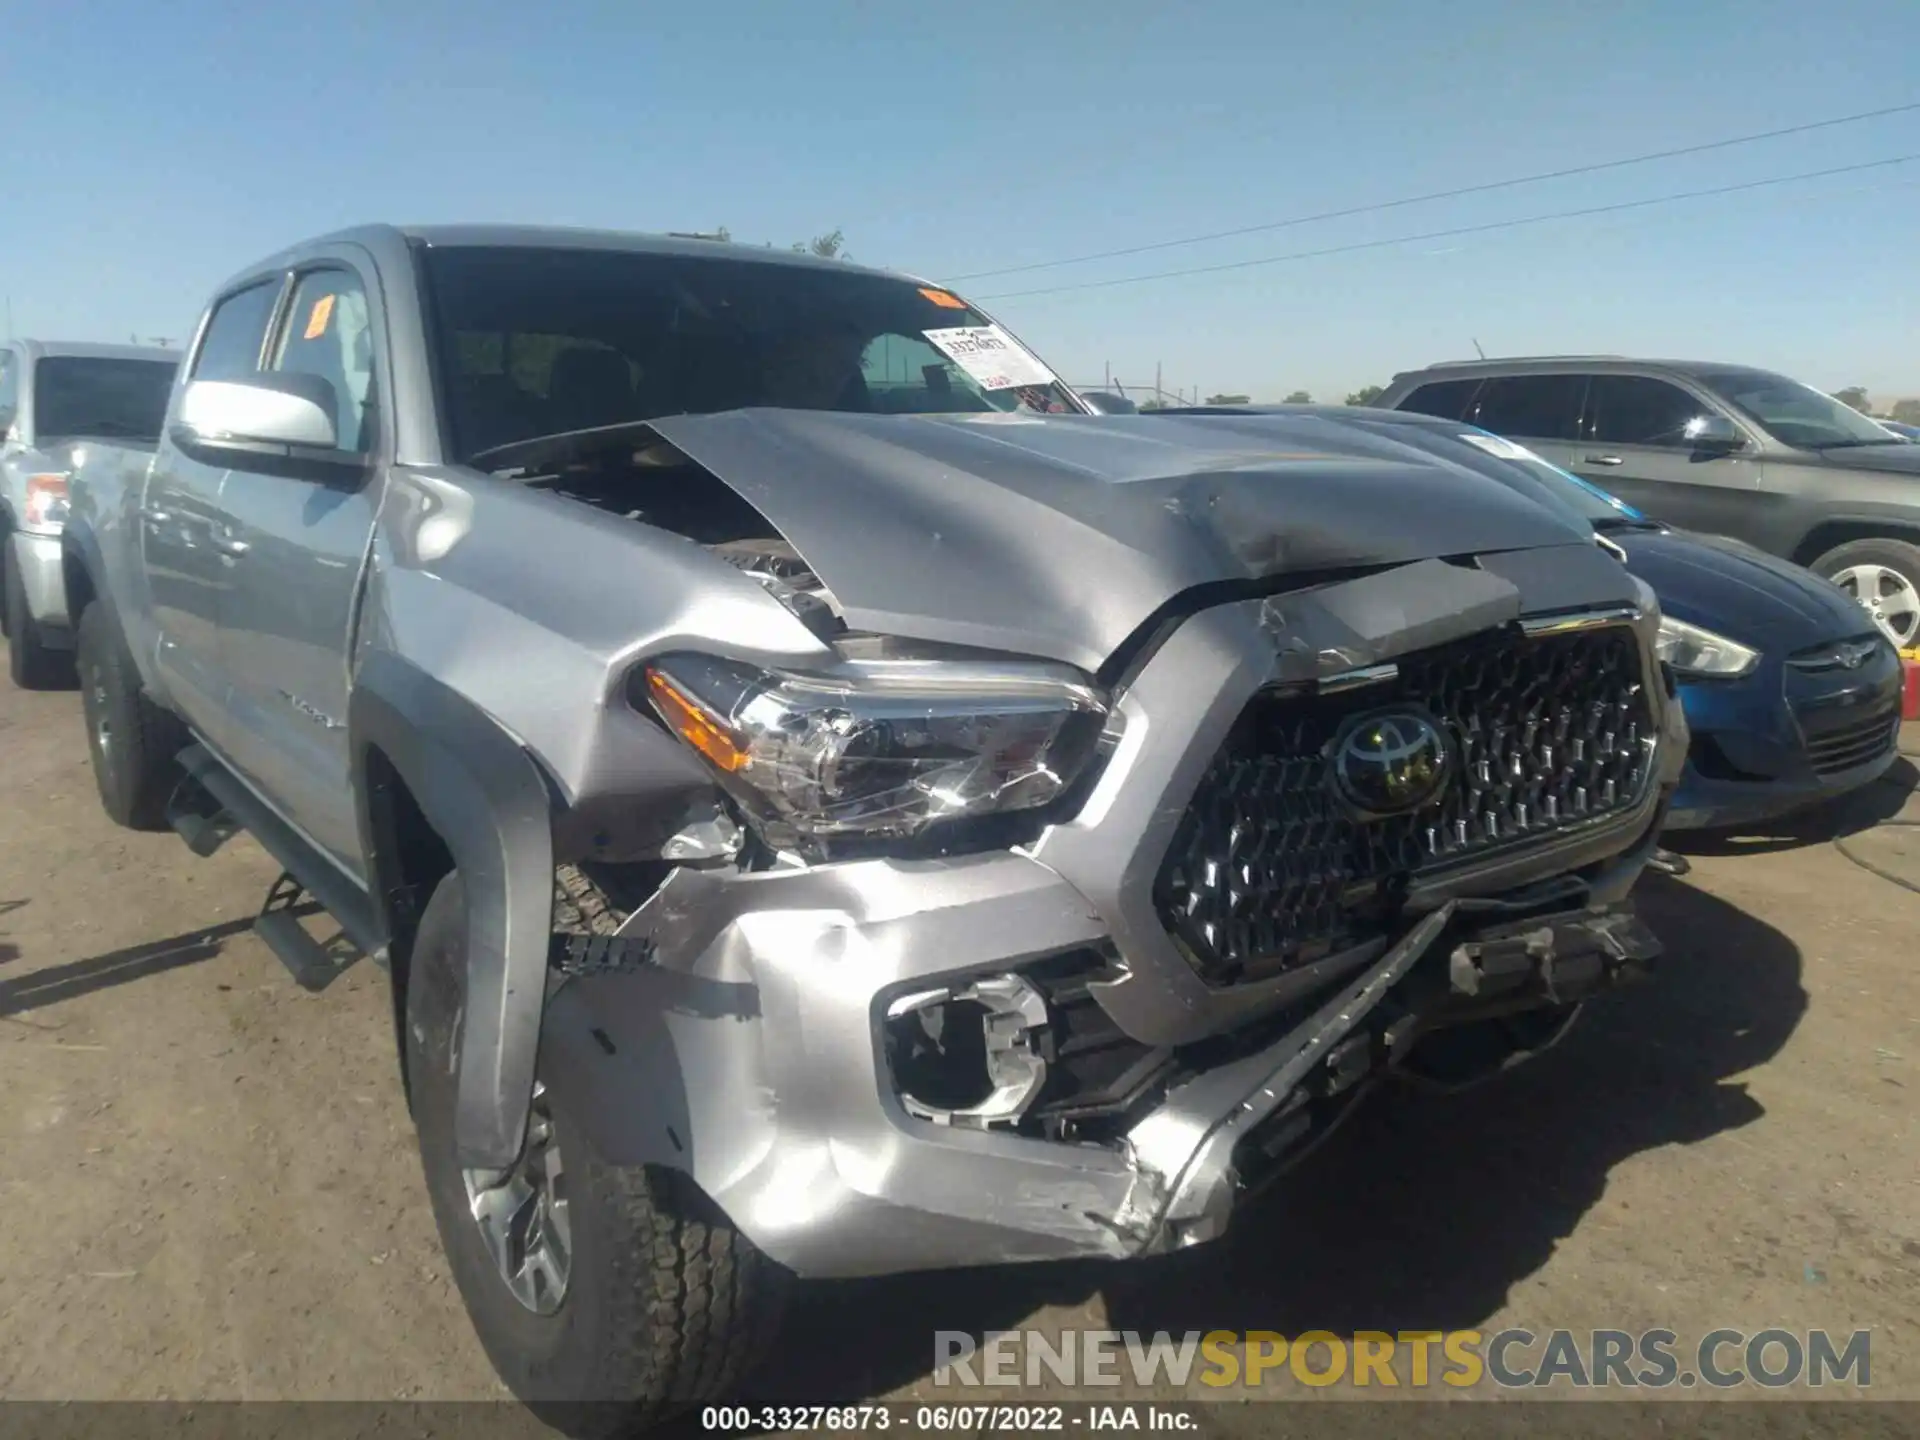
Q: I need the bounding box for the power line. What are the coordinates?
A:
[971,153,1920,301]
[949,100,1920,282]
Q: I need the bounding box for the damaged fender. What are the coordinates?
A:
[349,649,556,1172]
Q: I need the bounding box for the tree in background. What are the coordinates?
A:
[1140,399,1168,411]
[1346,384,1385,406]
[1891,398,1920,425]
[1284,390,1312,404]
[795,229,848,260]
[1205,393,1252,405]
[1833,386,1872,413]
[711,227,849,257]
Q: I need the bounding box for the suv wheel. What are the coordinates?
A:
[1812,537,1920,650]
[75,603,188,829]
[405,871,789,1426]
[4,542,75,690]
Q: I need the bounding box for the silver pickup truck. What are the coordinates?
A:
[0,339,176,687]
[64,224,1685,1422]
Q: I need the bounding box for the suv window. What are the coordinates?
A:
[1582,375,1707,447]
[0,351,16,432]
[1463,374,1583,440]
[1394,377,1480,421]
[193,281,283,384]
[271,269,377,453]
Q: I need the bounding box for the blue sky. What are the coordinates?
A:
[2,0,1916,403]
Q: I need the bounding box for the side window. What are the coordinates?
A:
[1583,375,1711,448]
[271,269,377,453]
[0,352,17,432]
[1464,374,1583,440]
[1395,377,1481,421]
[192,281,283,383]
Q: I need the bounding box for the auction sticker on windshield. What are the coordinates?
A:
[924,325,1056,391]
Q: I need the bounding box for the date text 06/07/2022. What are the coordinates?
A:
[699,1404,1200,1432]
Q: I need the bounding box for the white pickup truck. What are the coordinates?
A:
[0,339,176,687]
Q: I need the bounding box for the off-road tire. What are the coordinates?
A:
[4,542,74,690]
[1810,536,1920,649]
[406,871,789,1427]
[75,603,188,830]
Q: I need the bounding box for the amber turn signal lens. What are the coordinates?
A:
[645,667,749,772]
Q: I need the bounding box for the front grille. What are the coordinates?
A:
[1804,709,1899,776]
[1156,624,1653,986]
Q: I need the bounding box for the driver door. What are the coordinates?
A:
[1564,373,1764,540]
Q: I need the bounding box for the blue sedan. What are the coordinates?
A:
[1150,403,1905,831]
[1439,427,1906,830]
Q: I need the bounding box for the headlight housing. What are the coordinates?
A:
[1656,615,1758,679]
[638,652,1109,854]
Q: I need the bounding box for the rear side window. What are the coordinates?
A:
[192,281,283,383]
[1464,374,1583,440]
[1394,378,1480,420]
[1583,375,1707,447]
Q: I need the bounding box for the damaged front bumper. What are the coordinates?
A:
[538,833,1664,1280]
[538,574,1685,1279]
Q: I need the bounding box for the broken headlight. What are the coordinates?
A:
[639,652,1108,852]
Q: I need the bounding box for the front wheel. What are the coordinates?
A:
[1812,537,1920,650]
[405,872,789,1426]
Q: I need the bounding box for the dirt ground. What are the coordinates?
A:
[2,668,1917,1414]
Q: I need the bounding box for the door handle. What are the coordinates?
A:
[211,531,250,558]
[141,506,172,524]
[1584,454,1625,467]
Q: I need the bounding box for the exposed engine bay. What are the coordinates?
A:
[502,430,844,642]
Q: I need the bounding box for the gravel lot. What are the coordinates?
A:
[2,665,1917,1416]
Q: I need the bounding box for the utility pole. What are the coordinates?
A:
[5,296,12,338]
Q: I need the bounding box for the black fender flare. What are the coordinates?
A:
[57,518,128,638]
[348,649,557,1172]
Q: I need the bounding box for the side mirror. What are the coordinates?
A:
[1684,414,1744,451]
[1080,391,1139,415]
[173,373,340,454]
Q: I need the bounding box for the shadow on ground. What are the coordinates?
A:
[1670,756,1917,857]
[0,917,256,1017]
[738,875,1805,1404]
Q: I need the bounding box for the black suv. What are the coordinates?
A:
[1375,357,1920,650]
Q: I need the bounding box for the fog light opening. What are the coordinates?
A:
[884,974,1051,1128]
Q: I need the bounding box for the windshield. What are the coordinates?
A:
[1451,428,1650,527]
[419,245,1085,462]
[1697,369,1900,450]
[32,356,177,441]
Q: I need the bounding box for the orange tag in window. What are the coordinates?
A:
[304,294,336,340]
[918,287,966,309]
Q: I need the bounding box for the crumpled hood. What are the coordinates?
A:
[1613,526,1871,651]
[646,408,1598,671]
